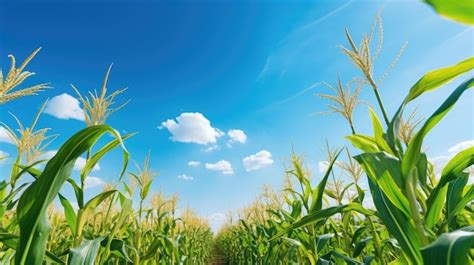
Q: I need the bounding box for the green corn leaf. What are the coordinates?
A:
[108,192,133,242]
[310,149,342,212]
[59,194,78,236]
[446,173,469,220]
[367,179,423,263]
[271,203,373,240]
[354,152,410,217]
[421,226,474,265]
[446,184,474,225]
[100,238,132,262]
[68,237,104,265]
[346,135,379,153]
[353,237,372,258]
[387,58,474,148]
[14,125,128,265]
[369,108,392,154]
[80,133,134,183]
[417,153,429,188]
[402,78,474,182]
[424,0,474,25]
[426,146,474,227]
[0,233,65,264]
[316,233,334,252]
[405,58,474,102]
[76,190,117,235]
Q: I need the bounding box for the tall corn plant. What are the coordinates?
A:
[347,59,474,264]
[340,5,474,263]
[14,125,129,265]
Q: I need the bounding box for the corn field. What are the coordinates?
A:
[0,1,473,265]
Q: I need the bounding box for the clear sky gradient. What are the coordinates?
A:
[1,0,473,231]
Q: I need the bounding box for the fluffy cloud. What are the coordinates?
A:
[84,176,104,189]
[44,93,85,121]
[448,140,474,153]
[203,145,220,152]
[227,129,247,144]
[178,174,194,181]
[74,157,101,171]
[205,160,234,175]
[208,212,226,232]
[159,112,223,144]
[243,150,273,171]
[43,150,100,171]
[187,161,201,167]
[0,127,14,144]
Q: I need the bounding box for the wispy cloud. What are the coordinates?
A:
[279,0,355,45]
[187,161,201,167]
[178,174,194,181]
[260,82,321,112]
[257,1,354,81]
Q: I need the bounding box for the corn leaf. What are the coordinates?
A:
[310,149,342,212]
[367,179,423,263]
[402,78,474,182]
[424,0,474,25]
[387,58,474,148]
[59,194,78,236]
[355,152,410,217]
[426,146,474,227]
[271,203,373,240]
[421,226,474,265]
[68,237,104,265]
[15,125,128,265]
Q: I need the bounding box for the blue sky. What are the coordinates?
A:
[0,0,473,231]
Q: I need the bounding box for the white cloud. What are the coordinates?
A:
[74,157,101,171]
[44,93,85,121]
[227,129,247,144]
[159,112,223,145]
[0,127,14,144]
[205,160,234,175]
[243,150,273,171]
[208,212,226,221]
[187,161,201,167]
[43,150,100,171]
[208,212,226,233]
[84,176,104,189]
[178,174,194,181]
[203,145,220,152]
[448,140,474,153]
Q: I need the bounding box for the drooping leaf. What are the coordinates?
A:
[421,226,474,265]
[271,203,373,240]
[387,58,474,149]
[68,237,104,265]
